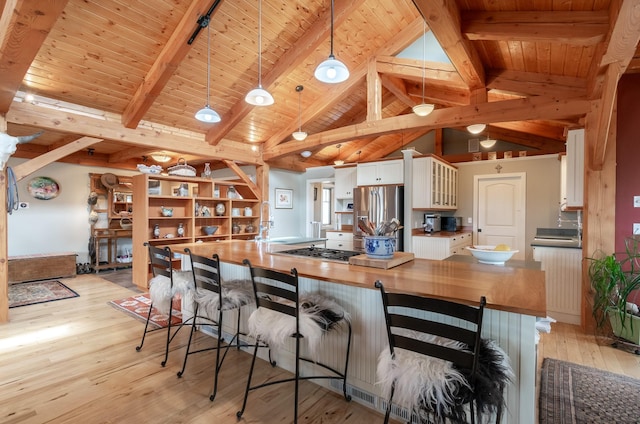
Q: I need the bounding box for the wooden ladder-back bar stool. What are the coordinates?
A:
[177,249,254,402]
[375,281,513,424]
[236,259,353,424]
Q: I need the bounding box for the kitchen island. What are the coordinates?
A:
[146,240,545,423]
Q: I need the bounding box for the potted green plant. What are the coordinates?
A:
[588,235,640,345]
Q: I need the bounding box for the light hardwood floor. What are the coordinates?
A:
[2,273,639,423]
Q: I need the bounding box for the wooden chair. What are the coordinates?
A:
[375,280,512,424]
[177,249,254,402]
[236,259,352,424]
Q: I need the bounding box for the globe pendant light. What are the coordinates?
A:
[245,0,274,106]
[292,85,307,141]
[412,20,434,117]
[195,21,221,123]
[314,0,349,84]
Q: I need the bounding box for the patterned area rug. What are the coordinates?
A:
[9,280,79,308]
[539,358,640,423]
[108,293,182,330]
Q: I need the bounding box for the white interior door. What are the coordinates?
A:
[473,173,526,259]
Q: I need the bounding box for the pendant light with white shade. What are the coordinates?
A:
[195,21,221,123]
[315,0,349,84]
[245,0,274,106]
[412,20,434,117]
[467,123,486,134]
[292,85,307,141]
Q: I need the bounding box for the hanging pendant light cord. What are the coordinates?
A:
[330,0,335,56]
[421,20,426,103]
[205,23,211,106]
[258,0,263,86]
[297,87,302,131]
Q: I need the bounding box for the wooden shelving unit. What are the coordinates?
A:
[89,173,134,272]
[132,174,259,289]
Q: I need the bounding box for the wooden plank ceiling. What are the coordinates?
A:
[0,0,639,173]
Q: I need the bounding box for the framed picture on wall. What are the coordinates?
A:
[275,188,293,209]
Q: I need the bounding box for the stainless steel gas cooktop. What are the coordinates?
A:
[274,247,362,262]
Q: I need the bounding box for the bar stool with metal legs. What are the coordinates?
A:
[375,281,513,424]
[135,242,192,367]
[176,249,254,402]
[236,259,352,424]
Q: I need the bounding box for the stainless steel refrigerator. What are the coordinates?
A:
[352,185,404,252]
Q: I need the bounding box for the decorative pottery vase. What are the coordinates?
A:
[203,162,212,178]
[227,185,238,199]
[153,224,160,239]
[215,203,225,216]
[364,236,395,259]
[232,221,241,234]
[245,222,254,233]
[177,223,184,237]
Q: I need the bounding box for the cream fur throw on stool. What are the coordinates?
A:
[195,279,254,319]
[148,271,193,315]
[248,293,350,354]
[376,333,513,422]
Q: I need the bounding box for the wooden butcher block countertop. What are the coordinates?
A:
[163,240,546,317]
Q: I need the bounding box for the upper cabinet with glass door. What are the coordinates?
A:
[412,155,458,210]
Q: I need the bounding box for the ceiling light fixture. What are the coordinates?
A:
[151,152,172,163]
[412,20,435,117]
[195,19,221,123]
[334,143,344,165]
[245,0,274,106]
[292,85,307,141]
[314,0,349,84]
[467,123,486,134]
[300,150,312,158]
[480,138,497,148]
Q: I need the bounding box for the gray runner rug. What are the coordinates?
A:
[539,357,640,423]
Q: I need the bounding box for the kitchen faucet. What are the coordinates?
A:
[255,201,274,242]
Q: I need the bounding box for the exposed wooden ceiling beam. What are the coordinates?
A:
[11,136,101,181]
[412,0,485,90]
[376,56,466,88]
[7,101,262,165]
[0,0,69,112]
[462,11,609,45]
[121,0,220,129]
[263,96,592,160]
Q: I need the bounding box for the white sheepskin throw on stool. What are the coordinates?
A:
[148,270,193,315]
[248,293,350,354]
[377,333,513,423]
[195,279,254,319]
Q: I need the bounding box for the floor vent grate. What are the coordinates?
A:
[329,380,376,407]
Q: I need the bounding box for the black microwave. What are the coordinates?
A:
[442,216,461,232]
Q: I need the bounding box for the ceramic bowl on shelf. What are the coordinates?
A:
[137,164,162,174]
[466,245,519,265]
[202,225,218,235]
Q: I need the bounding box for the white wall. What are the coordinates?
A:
[6,158,136,262]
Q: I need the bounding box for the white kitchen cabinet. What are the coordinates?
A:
[560,129,584,209]
[334,166,357,199]
[533,246,582,325]
[326,231,354,250]
[412,233,471,260]
[412,156,458,210]
[356,159,404,186]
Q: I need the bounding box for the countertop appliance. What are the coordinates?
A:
[424,213,441,233]
[273,247,362,262]
[352,185,404,252]
[442,216,461,232]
